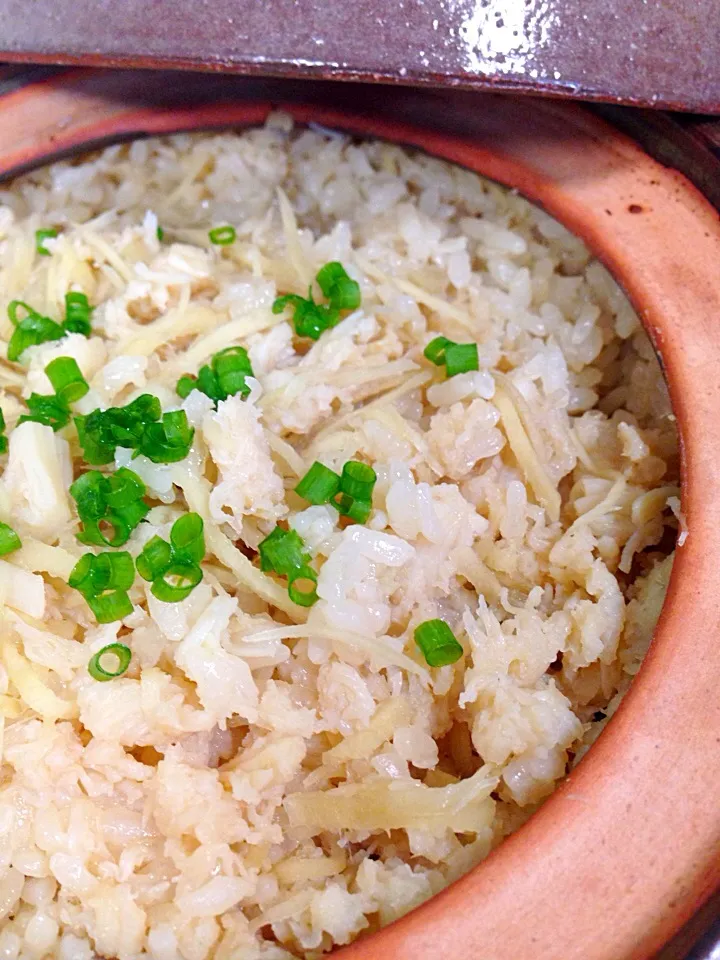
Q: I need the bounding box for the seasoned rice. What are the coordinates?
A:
[0,114,678,959]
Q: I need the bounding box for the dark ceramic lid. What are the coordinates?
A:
[0,0,718,112]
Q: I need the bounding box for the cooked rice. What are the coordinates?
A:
[0,114,678,959]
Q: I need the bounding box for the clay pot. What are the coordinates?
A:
[1,70,719,960]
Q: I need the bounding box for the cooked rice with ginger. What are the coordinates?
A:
[0,114,678,959]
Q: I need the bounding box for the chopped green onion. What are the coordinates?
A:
[35,228,57,256]
[18,393,70,432]
[331,492,371,524]
[0,522,21,557]
[258,526,309,577]
[295,461,341,505]
[273,293,337,341]
[75,394,187,465]
[445,342,479,377]
[176,375,196,399]
[414,619,464,667]
[70,470,111,521]
[258,525,318,607]
[138,409,194,463]
[209,225,236,246]
[7,301,65,363]
[92,551,135,591]
[151,561,203,602]
[170,513,205,564]
[316,261,361,312]
[106,468,146,509]
[88,642,132,680]
[68,551,136,624]
[44,356,89,405]
[136,536,173,582]
[340,460,376,503]
[213,346,253,398]
[69,550,134,593]
[0,408,8,455]
[176,346,254,406]
[288,567,319,607]
[424,336,455,366]
[63,291,93,337]
[68,553,96,593]
[77,515,132,548]
[272,260,361,341]
[86,591,133,624]
[156,226,164,242]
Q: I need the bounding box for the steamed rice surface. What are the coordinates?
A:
[0,116,679,959]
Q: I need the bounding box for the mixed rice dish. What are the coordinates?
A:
[0,116,679,959]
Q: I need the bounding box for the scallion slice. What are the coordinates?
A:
[288,567,319,607]
[0,408,8,455]
[340,460,376,503]
[257,525,318,607]
[151,561,203,602]
[414,619,464,667]
[105,467,146,509]
[86,590,134,624]
[258,525,308,577]
[169,513,205,565]
[445,342,479,377]
[63,291,93,337]
[331,492,371,524]
[0,522,21,557]
[70,471,110,521]
[423,335,455,366]
[18,393,70,432]
[35,228,57,256]
[272,260,360,340]
[295,461,341,505]
[7,301,65,363]
[315,261,361,312]
[68,551,136,624]
[136,535,173,582]
[139,409,194,463]
[209,225,236,246]
[156,226,164,242]
[88,642,132,681]
[44,356,89,405]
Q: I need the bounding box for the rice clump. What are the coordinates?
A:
[0,114,679,958]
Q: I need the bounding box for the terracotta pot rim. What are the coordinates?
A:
[1,70,719,960]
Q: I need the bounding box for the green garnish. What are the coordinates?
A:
[176,345,254,406]
[74,395,193,465]
[209,225,237,246]
[295,461,341,505]
[295,458,375,523]
[17,355,91,432]
[7,301,65,363]
[424,336,479,378]
[272,261,361,340]
[68,551,135,624]
[88,642,132,681]
[156,226,164,242]
[35,228,58,256]
[0,408,9,455]
[0,522,21,557]
[258,525,318,607]
[18,393,71,432]
[63,292,93,337]
[6,292,93,363]
[414,619,464,667]
[135,513,205,603]
[45,356,89,405]
[70,467,149,547]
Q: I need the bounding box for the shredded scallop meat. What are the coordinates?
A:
[0,118,679,958]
